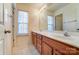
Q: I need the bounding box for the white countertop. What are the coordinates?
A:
[33,30,79,48]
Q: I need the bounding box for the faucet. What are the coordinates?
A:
[64,31,70,37]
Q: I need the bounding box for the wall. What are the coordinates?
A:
[31,10,40,31]
[39,9,48,31]
[0,3,3,24]
[40,10,54,31]
[54,4,77,32]
[31,6,54,31]
[31,6,47,31]
[14,4,33,45]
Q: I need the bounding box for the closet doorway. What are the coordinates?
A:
[55,14,63,31]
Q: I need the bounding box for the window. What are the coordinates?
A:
[48,16,54,32]
[18,11,28,34]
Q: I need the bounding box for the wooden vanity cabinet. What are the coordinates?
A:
[31,32,79,55]
[31,32,37,47]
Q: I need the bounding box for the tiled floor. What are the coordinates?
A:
[12,38,39,55]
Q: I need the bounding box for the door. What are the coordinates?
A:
[55,14,63,31]
[0,25,4,54]
[0,3,4,55]
[4,3,13,55]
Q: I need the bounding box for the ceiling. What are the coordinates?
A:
[47,3,69,12]
[17,3,69,12]
[17,3,45,10]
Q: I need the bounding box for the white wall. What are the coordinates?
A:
[14,4,33,47]
[0,3,3,24]
[54,4,78,32]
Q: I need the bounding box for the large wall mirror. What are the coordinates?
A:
[39,3,79,32]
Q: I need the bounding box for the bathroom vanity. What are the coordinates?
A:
[31,31,79,55]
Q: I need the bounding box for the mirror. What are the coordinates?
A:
[39,3,79,32]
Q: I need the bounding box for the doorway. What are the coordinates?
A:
[4,3,14,54]
[55,14,63,31]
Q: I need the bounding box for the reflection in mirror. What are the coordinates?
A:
[55,14,63,31]
[47,16,54,32]
[39,3,79,32]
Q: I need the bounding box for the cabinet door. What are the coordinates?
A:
[37,43,41,54]
[42,42,52,55]
[32,32,37,47]
[36,34,42,54]
[37,34,42,45]
[31,32,34,44]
